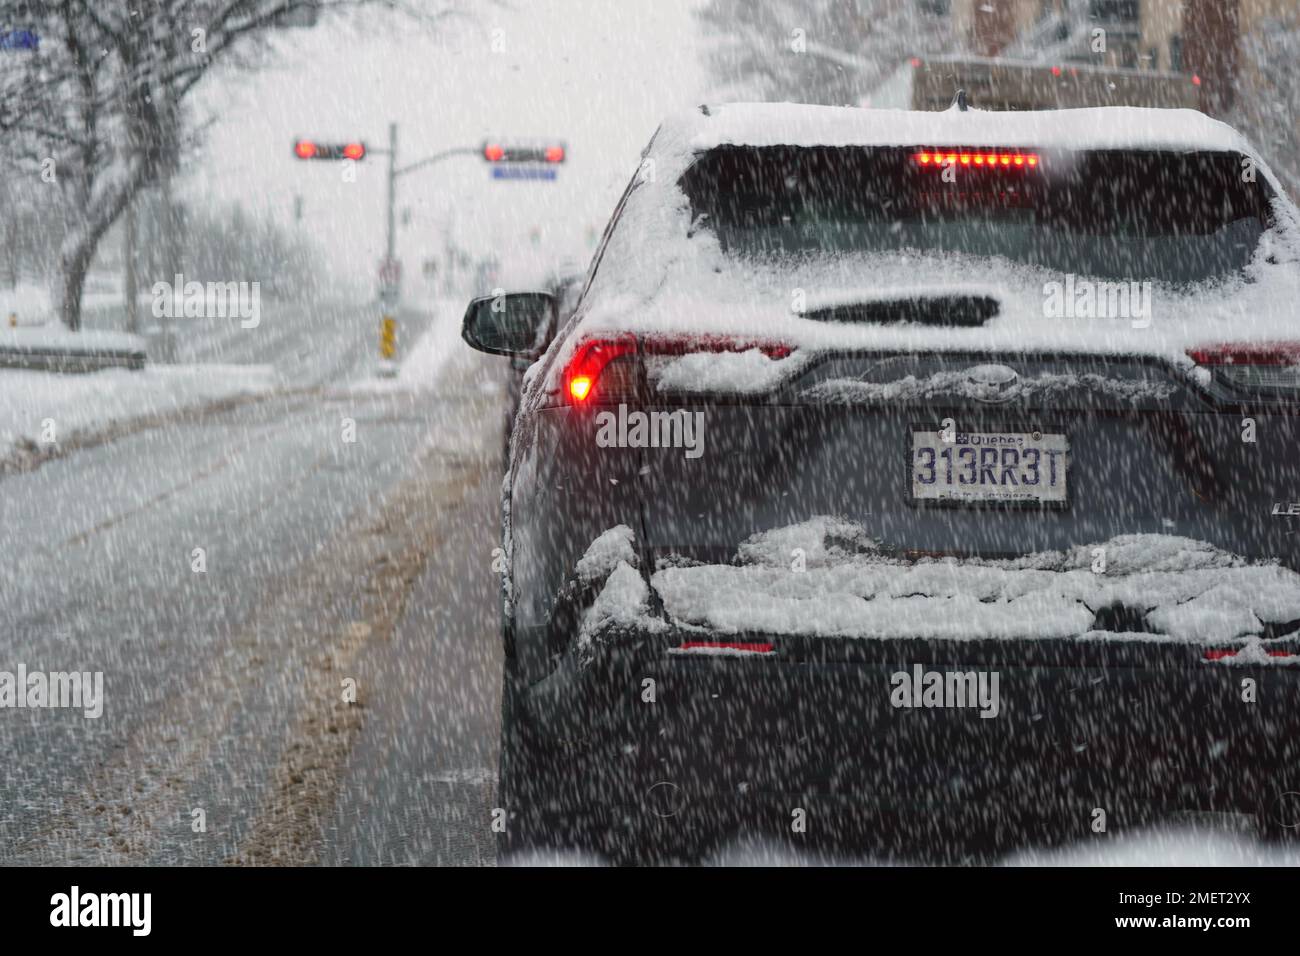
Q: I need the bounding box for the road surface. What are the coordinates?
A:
[0,297,507,865]
[4,297,1296,866]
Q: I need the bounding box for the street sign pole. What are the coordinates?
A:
[379,122,399,375]
[385,122,397,269]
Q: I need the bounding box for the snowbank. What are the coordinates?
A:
[0,284,54,326]
[1,323,146,355]
[0,364,275,467]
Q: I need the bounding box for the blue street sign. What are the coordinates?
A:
[491,166,558,181]
[0,29,39,50]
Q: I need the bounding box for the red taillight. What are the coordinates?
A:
[483,143,505,162]
[563,336,639,404]
[1188,343,1300,366]
[342,142,366,160]
[914,149,1040,170]
[544,145,565,163]
[1204,647,1296,661]
[1188,343,1300,392]
[560,335,794,405]
[294,140,317,159]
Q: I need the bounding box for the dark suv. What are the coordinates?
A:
[463,103,1300,863]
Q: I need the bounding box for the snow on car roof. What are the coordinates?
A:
[526,103,1300,398]
[675,102,1254,156]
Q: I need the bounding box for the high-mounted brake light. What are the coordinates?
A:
[914,149,1040,170]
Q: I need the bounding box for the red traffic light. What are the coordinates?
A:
[294,140,366,161]
[482,142,566,164]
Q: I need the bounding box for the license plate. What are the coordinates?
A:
[911,429,1069,504]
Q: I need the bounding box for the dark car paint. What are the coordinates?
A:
[492,144,1300,859]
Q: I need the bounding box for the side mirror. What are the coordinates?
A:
[461,291,555,359]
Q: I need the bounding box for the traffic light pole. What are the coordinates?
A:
[385,122,397,267]
[367,123,479,373]
[370,124,479,291]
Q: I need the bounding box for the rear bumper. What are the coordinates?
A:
[518,628,1300,822]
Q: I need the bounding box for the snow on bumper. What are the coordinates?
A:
[578,520,1300,658]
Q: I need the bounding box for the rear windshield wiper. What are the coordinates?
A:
[806,295,1000,328]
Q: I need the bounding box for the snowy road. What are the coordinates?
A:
[0,302,509,865]
[5,300,1299,867]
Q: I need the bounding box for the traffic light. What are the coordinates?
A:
[481,141,566,164]
[293,140,366,161]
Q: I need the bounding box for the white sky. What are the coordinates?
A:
[191,0,707,291]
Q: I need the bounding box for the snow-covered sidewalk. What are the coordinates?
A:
[0,363,275,469]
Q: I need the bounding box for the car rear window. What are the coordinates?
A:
[679,146,1274,285]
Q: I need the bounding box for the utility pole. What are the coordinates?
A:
[385,122,397,268]
[159,171,176,362]
[123,195,138,335]
[370,125,481,372]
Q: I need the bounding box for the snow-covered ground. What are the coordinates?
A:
[0,363,275,469]
[1,323,145,355]
[0,283,55,327]
[351,295,475,393]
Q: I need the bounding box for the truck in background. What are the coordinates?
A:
[869,54,1203,111]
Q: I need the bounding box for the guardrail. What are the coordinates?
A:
[0,343,147,372]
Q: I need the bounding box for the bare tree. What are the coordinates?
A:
[1234,14,1300,199]
[697,0,958,106]
[0,1,394,330]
